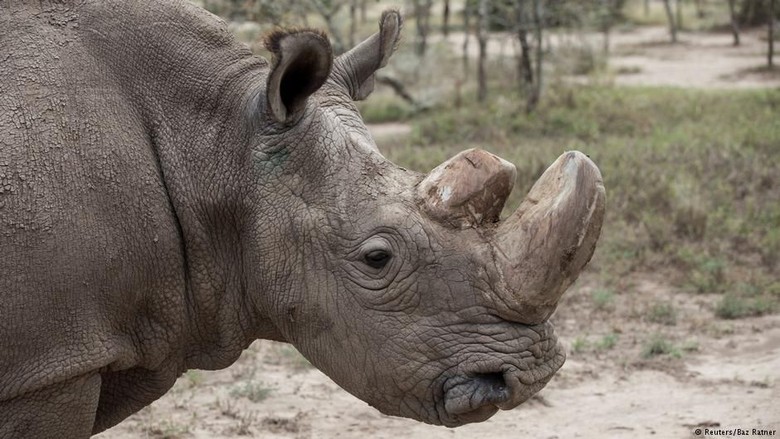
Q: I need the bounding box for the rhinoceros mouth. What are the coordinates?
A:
[442,372,508,424]
[437,333,565,426]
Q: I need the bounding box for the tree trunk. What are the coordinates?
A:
[527,0,543,113]
[644,0,650,16]
[311,0,345,54]
[602,0,615,55]
[360,0,367,23]
[477,0,489,102]
[515,0,534,93]
[463,2,471,79]
[443,0,451,37]
[349,0,357,48]
[770,0,776,69]
[675,0,683,31]
[728,0,740,46]
[455,79,463,108]
[414,0,434,57]
[325,13,346,54]
[738,0,758,26]
[694,0,704,18]
[376,74,421,108]
[663,0,678,43]
[738,0,778,27]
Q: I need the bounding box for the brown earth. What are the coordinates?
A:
[96,23,780,439]
[434,25,780,89]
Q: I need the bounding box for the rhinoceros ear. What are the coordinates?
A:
[332,10,402,101]
[264,29,333,123]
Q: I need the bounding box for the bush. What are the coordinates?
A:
[647,302,677,326]
[715,294,776,319]
[357,93,415,124]
[230,380,273,403]
[642,334,681,359]
[591,289,616,311]
[595,333,619,350]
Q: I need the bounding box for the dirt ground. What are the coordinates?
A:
[593,25,780,89]
[433,25,780,89]
[97,24,779,439]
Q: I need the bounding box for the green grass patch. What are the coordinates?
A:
[570,336,589,354]
[570,333,620,354]
[276,345,313,371]
[715,294,776,319]
[357,92,416,123]
[145,420,190,439]
[184,370,204,387]
[591,288,616,311]
[595,333,619,350]
[647,301,677,326]
[680,339,700,353]
[230,380,273,403]
[676,246,728,294]
[641,334,682,359]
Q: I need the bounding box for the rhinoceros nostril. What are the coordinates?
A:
[473,372,507,395]
[442,371,509,424]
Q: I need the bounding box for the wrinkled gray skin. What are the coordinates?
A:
[0,1,605,437]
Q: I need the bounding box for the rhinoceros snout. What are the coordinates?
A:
[437,327,565,426]
[442,363,560,426]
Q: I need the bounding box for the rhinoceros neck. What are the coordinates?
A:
[79,0,284,368]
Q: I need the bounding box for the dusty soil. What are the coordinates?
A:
[367,122,412,140]
[97,23,780,439]
[605,26,780,89]
[434,25,780,89]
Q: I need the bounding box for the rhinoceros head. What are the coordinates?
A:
[249,11,605,426]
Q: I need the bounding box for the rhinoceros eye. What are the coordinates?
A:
[364,249,392,269]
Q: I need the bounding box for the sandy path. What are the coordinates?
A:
[608,26,780,89]
[367,122,412,140]
[433,26,780,89]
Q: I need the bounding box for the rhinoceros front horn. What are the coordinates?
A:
[418,150,606,325]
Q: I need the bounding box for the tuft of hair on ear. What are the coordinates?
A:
[378,9,403,55]
[263,28,331,57]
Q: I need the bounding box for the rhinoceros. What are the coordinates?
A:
[0,0,605,437]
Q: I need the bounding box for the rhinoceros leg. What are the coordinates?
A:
[0,374,101,439]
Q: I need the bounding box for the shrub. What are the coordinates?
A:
[591,288,616,311]
[715,294,776,319]
[647,302,677,326]
[642,334,681,359]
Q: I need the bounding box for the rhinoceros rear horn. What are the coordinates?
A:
[264,29,333,123]
[332,10,402,100]
[417,149,517,229]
